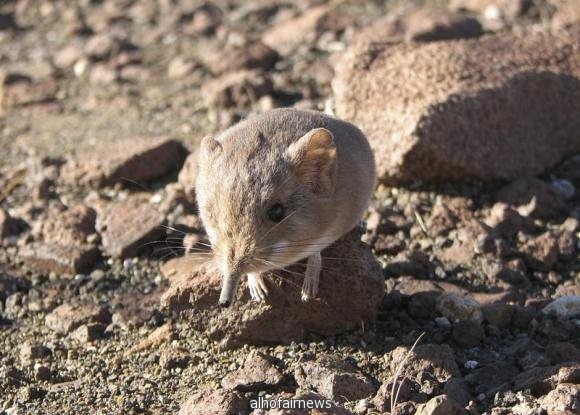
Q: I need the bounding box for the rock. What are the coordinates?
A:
[367,5,483,43]
[124,322,174,356]
[70,323,105,343]
[540,383,580,415]
[177,151,198,203]
[34,365,52,381]
[484,258,530,288]
[54,44,83,69]
[178,389,248,415]
[201,70,273,109]
[188,2,223,35]
[404,7,482,42]
[333,26,580,184]
[0,73,58,111]
[37,204,96,246]
[546,342,580,365]
[20,342,50,364]
[88,63,118,85]
[482,303,514,328]
[19,242,100,275]
[484,203,534,238]
[62,136,189,187]
[263,391,354,415]
[542,296,580,318]
[167,56,197,78]
[427,201,459,236]
[390,344,461,383]
[45,303,110,334]
[557,230,577,262]
[443,378,472,406]
[519,232,560,271]
[205,41,279,75]
[294,355,376,403]
[161,227,383,347]
[551,0,580,29]
[85,33,117,60]
[221,351,284,392]
[449,0,530,20]
[496,178,566,220]
[437,293,483,323]
[453,320,484,348]
[0,209,20,239]
[415,394,465,415]
[513,365,561,396]
[465,362,519,396]
[110,288,165,329]
[95,194,165,259]
[262,4,332,54]
[159,347,191,369]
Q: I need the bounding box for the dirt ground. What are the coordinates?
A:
[0,1,579,415]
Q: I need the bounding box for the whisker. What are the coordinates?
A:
[256,209,297,244]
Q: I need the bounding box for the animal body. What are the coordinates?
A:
[195,108,376,307]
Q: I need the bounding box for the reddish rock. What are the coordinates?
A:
[201,70,273,109]
[38,204,96,246]
[159,347,191,369]
[540,383,579,415]
[519,232,560,271]
[262,4,332,54]
[178,389,248,415]
[62,136,189,187]
[333,27,580,184]
[484,202,534,238]
[161,228,383,347]
[496,177,566,220]
[221,351,284,392]
[70,323,105,343]
[95,194,165,259]
[45,303,110,334]
[0,73,58,111]
[389,344,461,383]
[19,242,100,275]
[360,5,482,43]
[551,0,580,29]
[111,288,165,329]
[484,258,530,288]
[0,209,20,239]
[205,41,279,75]
[415,394,465,415]
[427,201,459,236]
[124,322,174,356]
[436,292,483,323]
[294,355,376,403]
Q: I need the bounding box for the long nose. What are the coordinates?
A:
[218,273,241,307]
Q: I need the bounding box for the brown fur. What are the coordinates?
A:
[195,108,376,305]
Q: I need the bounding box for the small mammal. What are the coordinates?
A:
[195,108,376,307]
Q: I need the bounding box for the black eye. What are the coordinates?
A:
[267,203,285,222]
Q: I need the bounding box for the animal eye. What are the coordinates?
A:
[267,203,285,222]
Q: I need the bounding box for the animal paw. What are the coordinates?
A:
[248,273,268,302]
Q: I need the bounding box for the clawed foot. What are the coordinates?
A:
[248,273,268,302]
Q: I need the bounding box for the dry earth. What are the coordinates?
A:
[0,1,579,415]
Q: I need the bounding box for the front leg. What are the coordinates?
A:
[247,272,268,302]
[301,252,321,302]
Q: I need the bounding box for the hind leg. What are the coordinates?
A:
[301,252,321,302]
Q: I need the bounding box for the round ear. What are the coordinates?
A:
[287,128,337,196]
[199,135,222,164]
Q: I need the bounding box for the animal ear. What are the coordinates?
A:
[199,135,222,163]
[287,128,337,196]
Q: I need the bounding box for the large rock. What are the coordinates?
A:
[161,228,384,347]
[62,136,188,187]
[333,26,580,184]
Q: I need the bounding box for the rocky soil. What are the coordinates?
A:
[0,0,579,414]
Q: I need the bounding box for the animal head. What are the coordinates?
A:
[195,127,337,306]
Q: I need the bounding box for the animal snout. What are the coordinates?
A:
[219,299,231,308]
